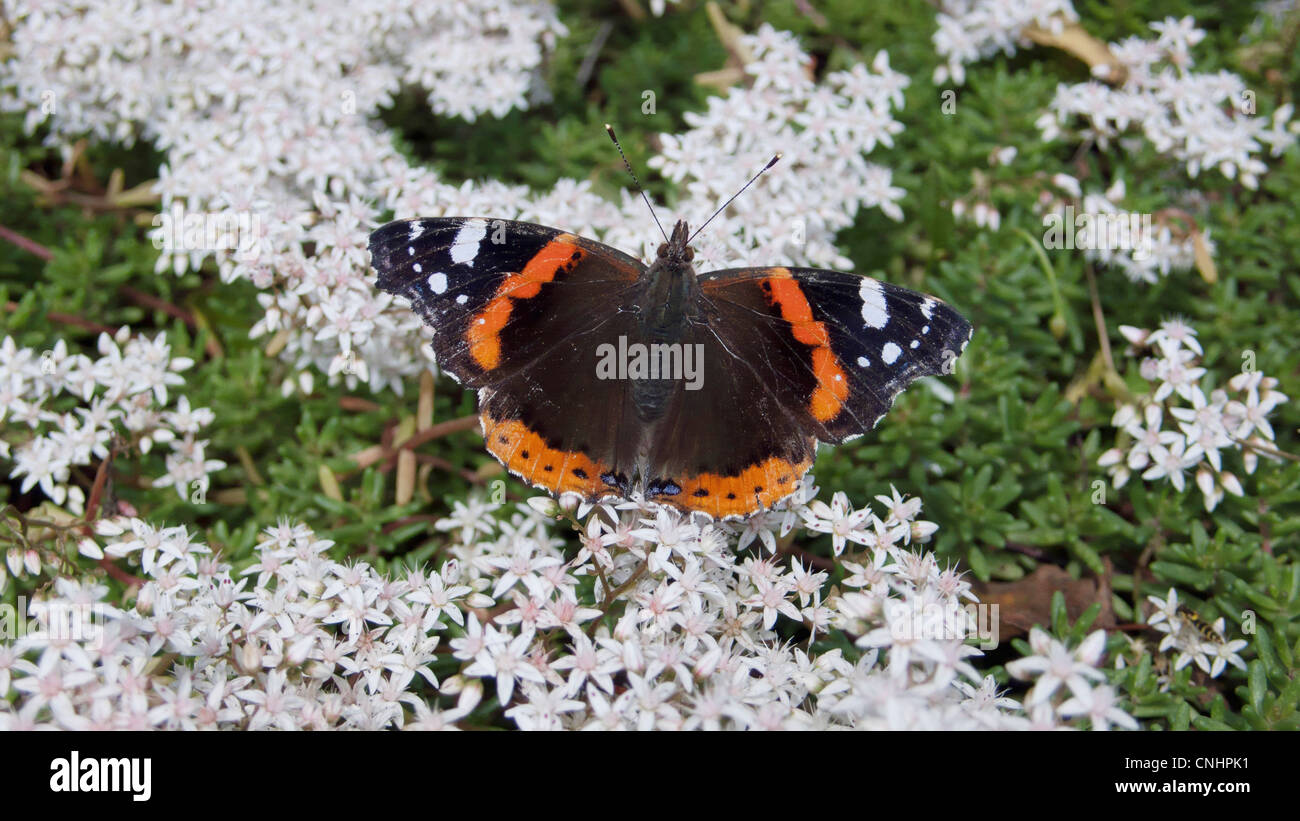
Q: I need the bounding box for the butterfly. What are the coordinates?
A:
[369,134,972,519]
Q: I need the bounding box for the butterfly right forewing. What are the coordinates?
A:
[370,217,644,389]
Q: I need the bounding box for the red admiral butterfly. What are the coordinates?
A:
[370,131,972,519]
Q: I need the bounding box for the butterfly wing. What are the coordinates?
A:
[642,266,972,517]
[637,311,820,519]
[370,217,644,388]
[696,267,973,442]
[370,217,644,500]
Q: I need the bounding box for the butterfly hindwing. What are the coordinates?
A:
[476,309,645,502]
[639,310,818,518]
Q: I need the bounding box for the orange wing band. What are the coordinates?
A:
[467,236,585,371]
[762,268,848,423]
[665,454,813,518]
[481,413,613,499]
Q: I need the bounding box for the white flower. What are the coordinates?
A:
[801,491,873,555]
[504,684,585,730]
[464,628,544,706]
[1006,628,1107,705]
[1057,684,1139,730]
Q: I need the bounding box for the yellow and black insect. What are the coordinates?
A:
[1176,608,1224,646]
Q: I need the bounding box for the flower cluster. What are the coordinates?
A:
[932,4,1297,185]
[1,482,1133,730]
[1006,628,1136,730]
[1146,588,1247,679]
[646,26,911,271]
[1036,16,1298,188]
[1037,174,1209,285]
[0,330,222,522]
[1,0,564,136]
[1,0,567,397]
[932,0,1080,86]
[1099,319,1288,511]
[2,9,910,398]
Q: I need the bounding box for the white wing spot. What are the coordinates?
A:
[407,246,414,256]
[910,339,920,349]
[409,221,425,241]
[427,272,448,294]
[922,325,930,334]
[456,294,468,305]
[857,356,870,368]
[450,218,488,266]
[921,298,935,319]
[859,278,889,329]
[413,263,422,273]
[882,342,902,364]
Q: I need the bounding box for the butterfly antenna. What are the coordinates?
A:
[688,154,781,244]
[605,124,669,243]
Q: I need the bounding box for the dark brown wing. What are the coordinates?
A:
[370,217,645,500]
[641,266,972,518]
[695,266,973,442]
[370,217,644,388]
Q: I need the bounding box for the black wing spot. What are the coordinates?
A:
[520,450,530,459]
[543,464,553,472]
[753,485,763,493]
[693,488,709,497]
[726,492,736,500]
[573,467,588,479]
[497,435,509,444]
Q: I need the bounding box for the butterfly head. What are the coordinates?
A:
[655,219,695,267]
[641,218,702,328]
